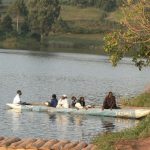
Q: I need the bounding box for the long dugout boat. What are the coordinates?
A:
[6,103,150,119]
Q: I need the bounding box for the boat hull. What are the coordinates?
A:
[6,103,150,119]
[6,103,48,112]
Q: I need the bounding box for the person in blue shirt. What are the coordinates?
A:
[49,94,58,107]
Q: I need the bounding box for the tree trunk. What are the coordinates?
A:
[16,15,19,32]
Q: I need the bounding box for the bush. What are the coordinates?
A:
[2,37,18,49]
[1,14,13,33]
[52,18,70,33]
[28,32,41,42]
[20,21,30,36]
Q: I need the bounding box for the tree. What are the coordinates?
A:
[99,0,117,12]
[59,0,123,10]
[0,0,3,22]
[9,0,28,32]
[27,0,60,40]
[20,19,30,35]
[1,15,13,33]
[104,0,150,70]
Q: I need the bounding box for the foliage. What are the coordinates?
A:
[60,0,123,11]
[0,0,125,51]
[104,0,150,70]
[27,0,60,39]
[51,18,70,33]
[20,19,30,35]
[0,36,41,50]
[93,114,150,150]
[93,92,150,150]
[9,0,28,32]
[1,14,13,33]
[2,37,18,49]
[121,93,150,107]
[29,32,41,42]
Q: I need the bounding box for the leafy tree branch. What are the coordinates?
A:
[104,0,150,70]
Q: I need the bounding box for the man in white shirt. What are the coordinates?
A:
[56,95,69,108]
[13,90,30,105]
[13,90,22,104]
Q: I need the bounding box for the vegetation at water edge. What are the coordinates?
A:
[93,93,150,150]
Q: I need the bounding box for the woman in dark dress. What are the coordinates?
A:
[79,97,85,107]
[102,92,117,110]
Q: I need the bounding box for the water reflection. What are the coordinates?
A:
[101,117,115,132]
[49,113,56,122]
[4,110,140,143]
[47,113,139,142]
[7,109,22,131]
[49,113,84,126]
[73,115,84,126]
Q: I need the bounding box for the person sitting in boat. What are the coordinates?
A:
[75,97,89,109]
[71,96,77,108]
[79,97,85,107]
[102,91,117,110]
[75,100,83,109]
[56,95,69,108]
[13,90,30,105]
[46,94,58,107]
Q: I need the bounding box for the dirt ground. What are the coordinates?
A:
[115,137,150,150]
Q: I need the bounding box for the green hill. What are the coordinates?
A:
[0,0,122,53]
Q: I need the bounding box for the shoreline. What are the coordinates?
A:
[0,136,97,150]
[93,93,150,150]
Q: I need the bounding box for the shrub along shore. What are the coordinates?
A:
[93,93,150,150]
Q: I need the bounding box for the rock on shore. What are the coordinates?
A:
[0,136,97,150]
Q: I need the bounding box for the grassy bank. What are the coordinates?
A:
[0,33,104,53]
[48,33,104,53]
[121,93,150,107]
[93,93,150,150]
[0,37,41,51]
[0,34,105,54]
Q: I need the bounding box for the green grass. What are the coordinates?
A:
[48,33,102,45]
[48,5,118,52]
[93,93,150,150]
[48,5,121,52]
[59,5,109,34]
[60,5,119,33]
[93,114,150,150]
[106,8,123,23]
[0,37,41,51]
[61,5,101,21]
[0,34,105,54]
[121,93,150,107]
[47,33,105,54]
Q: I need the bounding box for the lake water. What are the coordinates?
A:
[0,49,150,143]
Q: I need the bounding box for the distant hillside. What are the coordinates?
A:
[0,0,123,52]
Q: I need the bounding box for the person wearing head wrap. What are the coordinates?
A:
[56,95,69,108]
